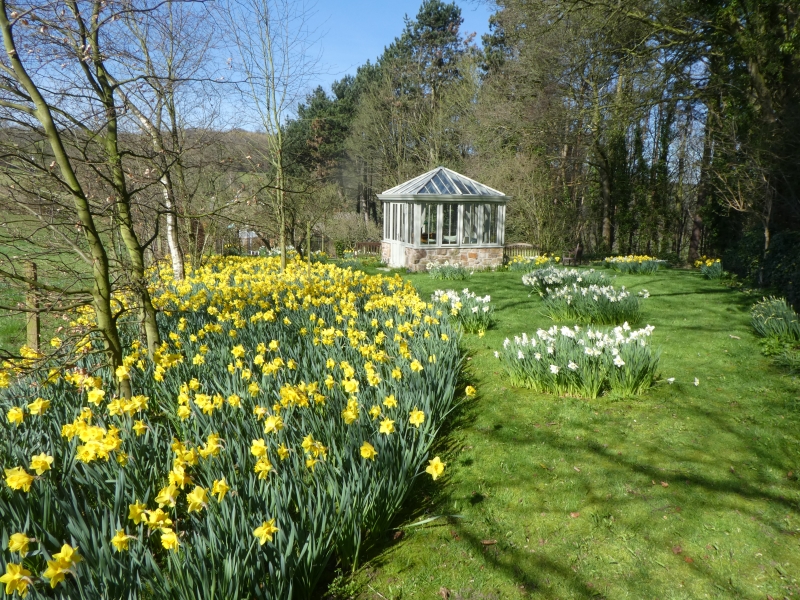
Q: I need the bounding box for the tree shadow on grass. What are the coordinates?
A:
[449,393,800,595]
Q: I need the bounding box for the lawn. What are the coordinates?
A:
[339,267,800,599]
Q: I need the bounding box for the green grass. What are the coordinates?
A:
[335,268,800,599]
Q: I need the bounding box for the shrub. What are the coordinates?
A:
[334,240,348,258]
[540,283,647,325]
[495,324,660,399]
[522,266,607,296]
[432,289,494,334]
[604,255,667,274]
[0,257,462,598]
[751,296,800,340]
[427,261,470,280]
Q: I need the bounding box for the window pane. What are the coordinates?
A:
[482,204,498,244]
[452,177,470,194]
[400,204,406,242]
[462,204,479,244]
[420,181,438,194]
[420,203,437,244]
[442,204,458,244]
[463,181,478,194]
[409,205,415,244]
[432,172,457,194]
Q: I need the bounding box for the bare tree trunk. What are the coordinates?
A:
[124,95,186,281]
[25,262,39,352]
[688,113,713,263]
[599,157,613,251]
[162,174,185,280]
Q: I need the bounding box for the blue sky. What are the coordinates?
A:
[310,0,495,92]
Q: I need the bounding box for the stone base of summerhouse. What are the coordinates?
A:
[381,242,503,272]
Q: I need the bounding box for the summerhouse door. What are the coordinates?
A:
[389,242,404,268]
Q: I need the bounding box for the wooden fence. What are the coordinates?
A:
[503,243,538,261]
[353,241,381,256]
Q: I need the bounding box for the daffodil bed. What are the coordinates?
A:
[431,289,494,334]
[506,254,560,272]
[0,257,463,599]
[521,266,607,296]
[540,283,647,325]
[694,256,723,279]
[496,324,660,399]
[604,255,667,274]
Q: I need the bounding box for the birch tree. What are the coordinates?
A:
[223,0,319,270]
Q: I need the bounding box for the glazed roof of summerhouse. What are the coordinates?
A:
[377,167,509,201]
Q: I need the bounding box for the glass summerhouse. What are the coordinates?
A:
[378,167,508,271]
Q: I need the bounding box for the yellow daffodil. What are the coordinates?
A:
[263,415,284,434]
[160,528,179,551]
[277,444,290,460]
[27,397,50,415]
[110,529,135,552]
[155,484,178,508]
[360,442,377,460]
[133,420,147,436]
[383,395,398,408]
[6,407,24,426]
[379,418,395,435]
[199,433,222,458]
[465,385,476,397]
[30,452,53,475]
[253,519,279,545]
[409,359,423,372]
[212,478,230,501]
[128,502,147,524]
[186,486,208,513]
[43,544,81,588]
[250,438,267,457]
[426,456,446,480]
[5,467,35,492]
[0,563,32,597]
[8,533,30,557]
[254,457,273,479]
[341,398,360,424]
[409,408,425,428]
[146,509,172,530]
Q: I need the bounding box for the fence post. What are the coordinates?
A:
[25,261,40,352]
